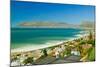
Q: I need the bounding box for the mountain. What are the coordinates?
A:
[79,21,95,29]
[17,22,76,28]
[16,21,95,29]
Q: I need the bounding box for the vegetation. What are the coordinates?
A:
[79,40,86,45]
[88,47,95,61]
[41,49,48,57]
[87,39,95,46]
[23,57,34,65]
[63,49,71,57]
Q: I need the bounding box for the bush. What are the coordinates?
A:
[23,57,34,65]
[63,50,71,57]
[87,40,95,46]
[88,47,95,61]
[79,40,86,45]
[41,49,48,56]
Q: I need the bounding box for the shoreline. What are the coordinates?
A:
[11,33,88,53]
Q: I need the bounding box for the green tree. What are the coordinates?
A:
[42,49,48,57]
[89,31,92,40]
[23,57,34,65]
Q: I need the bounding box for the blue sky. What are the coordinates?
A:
[11,1,95,27]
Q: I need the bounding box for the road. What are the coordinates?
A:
[34,55,81,65]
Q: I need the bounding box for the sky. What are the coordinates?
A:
[11,1,95,27]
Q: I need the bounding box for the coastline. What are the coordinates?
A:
[11,32,88,53]
[11,28,87,53]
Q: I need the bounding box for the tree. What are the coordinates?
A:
[89,31,92,40]
[42,49,48,56]
[23,57,34,65]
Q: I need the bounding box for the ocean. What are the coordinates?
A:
[11,28,86,52]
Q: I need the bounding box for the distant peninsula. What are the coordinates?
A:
[16,21,95,29]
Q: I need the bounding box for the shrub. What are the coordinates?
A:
[41,49,48,56]
[87,39,95,46]
[88,47,95,61]
[23,57,34,65]
[79,40,86,45]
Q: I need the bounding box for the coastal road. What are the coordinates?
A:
[52,55,81,64]
[34,55,81,65]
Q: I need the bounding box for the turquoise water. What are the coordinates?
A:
[11,28,85,49]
